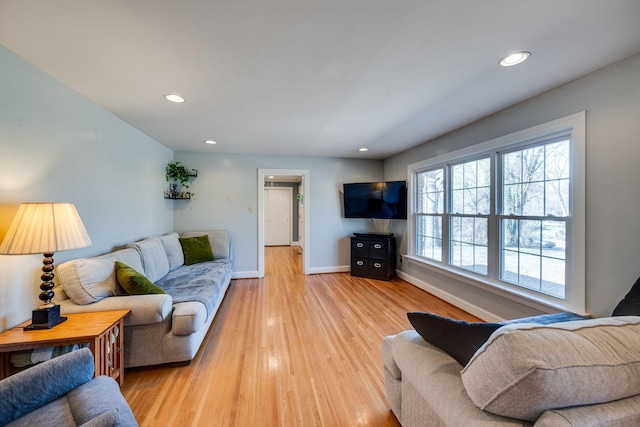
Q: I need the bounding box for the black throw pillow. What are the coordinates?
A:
[612,276,640,316]
[407,312,502,366]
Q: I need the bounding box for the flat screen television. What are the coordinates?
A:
[343,181,407,219]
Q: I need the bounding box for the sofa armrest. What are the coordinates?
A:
[59,294,173,326]
[0,348,94,425]
[382,335,401,379]
[392,330,523,425]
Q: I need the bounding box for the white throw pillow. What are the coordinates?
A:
[58,248,143,305]
[127,236,170,283]
[159,232,184,271]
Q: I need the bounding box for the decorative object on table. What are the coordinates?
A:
[0,203,92,329]
[165,161,197,199]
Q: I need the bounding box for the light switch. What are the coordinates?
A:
[227,194,233,202]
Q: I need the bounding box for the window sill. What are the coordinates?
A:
[403,254,587,315]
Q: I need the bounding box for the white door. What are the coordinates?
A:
[265,188,292,246]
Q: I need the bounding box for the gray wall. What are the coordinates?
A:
[173,151,383,275]
[0,46,174,330]
[384,53,640,319]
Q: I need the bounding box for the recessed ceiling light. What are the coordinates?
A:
[358,148,369,152]
[164,94,185,103]
[204,140,217,145]
[500,51,531,67]
[268,176,275,179]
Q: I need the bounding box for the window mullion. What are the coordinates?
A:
[488,151,499,280]
[442,163,451,266]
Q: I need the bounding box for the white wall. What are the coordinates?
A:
[384,53,640,319]
[0,46,174,330]
[173,151,383,275]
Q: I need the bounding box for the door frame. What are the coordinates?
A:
[258,168,310,277]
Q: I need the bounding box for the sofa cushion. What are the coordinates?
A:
[181,230,231,259]
[461,316,640,421]
[58,248,143,305]
[156,258,232,316]
[127,236,170,282]
[179,235,214,265]
[78,409,117,427]
[67,376,138,426]
[535,393,640,427]
[6,397,76,427]
[115,262,165,295]
[159,232,184,271]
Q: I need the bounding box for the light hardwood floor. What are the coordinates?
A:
[122,246,479,426]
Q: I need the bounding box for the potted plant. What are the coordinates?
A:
[165,161,195,198]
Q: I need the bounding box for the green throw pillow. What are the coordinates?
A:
[115,261,165,295]
[179,234,214,265]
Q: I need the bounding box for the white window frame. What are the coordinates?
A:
[406,112,586,314]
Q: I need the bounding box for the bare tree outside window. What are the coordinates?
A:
[450,158,490,275]
[416,168,443,260]
[500,140,569,297]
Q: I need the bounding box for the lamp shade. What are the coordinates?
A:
[0,203,92,255]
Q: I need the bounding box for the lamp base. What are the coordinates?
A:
[24,305,67,330]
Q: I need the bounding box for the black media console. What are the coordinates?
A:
[350,233,396,281]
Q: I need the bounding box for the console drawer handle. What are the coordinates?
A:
[357,261,364,266]
[356,243,364,248]
[373,244,382,249]
[373,262,382,268]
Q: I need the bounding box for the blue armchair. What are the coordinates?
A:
[0,347,137,426]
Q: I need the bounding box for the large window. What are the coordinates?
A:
[408,113,585,313]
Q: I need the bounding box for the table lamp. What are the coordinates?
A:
[0,202,92,329]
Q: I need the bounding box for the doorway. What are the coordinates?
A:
[258,168,310,278]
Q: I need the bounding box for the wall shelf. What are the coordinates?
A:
[164,194,191,200]
[165,164,197,200]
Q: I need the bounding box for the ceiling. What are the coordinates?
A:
[1,1,640,160]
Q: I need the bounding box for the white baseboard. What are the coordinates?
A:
[308,265,350,274]
[292,241,301,247]
[396,270,503,322]
[231,271,260,279]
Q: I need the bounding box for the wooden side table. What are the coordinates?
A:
[0,309,130,386]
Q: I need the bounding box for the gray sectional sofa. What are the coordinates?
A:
[383,316,640,426]
[54,230,232,368]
